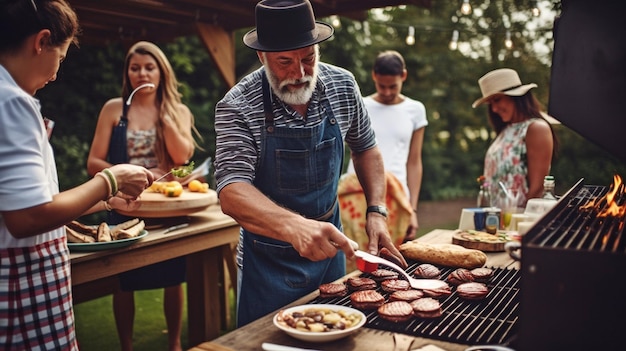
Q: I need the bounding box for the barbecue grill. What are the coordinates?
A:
[309,265,520,346]
[518,177,626,350]
[521,1,626,350]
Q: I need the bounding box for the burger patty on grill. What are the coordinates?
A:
[350,289,385,310]
[378,301,414,322]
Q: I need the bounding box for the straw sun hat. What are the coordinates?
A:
[243,0,334,52]
[472,68,538,108]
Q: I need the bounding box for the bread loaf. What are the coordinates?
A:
[399,241,487,269]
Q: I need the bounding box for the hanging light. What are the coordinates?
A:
[531,1,541,17]
[406,26,415,46]
[461,0,472,15]
[504,30,513,49]
[329,15,341,28]
[449,30,459,50]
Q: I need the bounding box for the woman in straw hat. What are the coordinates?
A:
[473,68,558,207]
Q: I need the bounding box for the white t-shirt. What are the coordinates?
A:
[346,95,428,195]
[0,65,62,248]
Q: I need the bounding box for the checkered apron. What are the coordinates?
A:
[0,237,78,350]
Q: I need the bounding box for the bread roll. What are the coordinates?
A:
[97,222,112,242]
[66,220,97,236]
[66,226,96,243]
[399,241,487,269]
[115,220,145,240]
[110,218,140,238]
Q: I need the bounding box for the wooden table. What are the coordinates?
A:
[191,229,518,351]
[70,204,240,346]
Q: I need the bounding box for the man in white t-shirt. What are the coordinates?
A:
[346,50,428,241]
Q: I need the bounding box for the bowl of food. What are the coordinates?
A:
[273,304,366,343]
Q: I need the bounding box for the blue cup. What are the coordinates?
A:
[473,209,487,231]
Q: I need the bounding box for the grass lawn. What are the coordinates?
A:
[74,287,190,351]
[75,285,237,351]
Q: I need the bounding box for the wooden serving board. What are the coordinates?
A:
[451,229,515,252]
[117,189,218,218]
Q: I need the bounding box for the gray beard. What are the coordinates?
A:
[264,65,318,106]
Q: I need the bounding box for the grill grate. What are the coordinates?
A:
[309,263,520,345]
[527,182,626,253]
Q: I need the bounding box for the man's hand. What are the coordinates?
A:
[289,220,356,261]
[365,215,408,268]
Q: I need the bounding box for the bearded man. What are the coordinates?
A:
[213,0,406,327]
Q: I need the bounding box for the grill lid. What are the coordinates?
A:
[548,1,626,162]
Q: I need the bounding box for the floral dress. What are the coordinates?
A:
[484,118,542,208]
[126,128,158,168]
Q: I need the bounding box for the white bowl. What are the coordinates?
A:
[273,304,366,343]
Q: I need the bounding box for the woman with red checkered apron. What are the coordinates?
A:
[0,2,154,349]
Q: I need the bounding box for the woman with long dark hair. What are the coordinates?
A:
[473,68,559,207]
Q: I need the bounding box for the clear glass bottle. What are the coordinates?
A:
[476,175,491,207]
[542,175,557,200]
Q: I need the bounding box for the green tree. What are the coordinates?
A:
[36,0,626,211]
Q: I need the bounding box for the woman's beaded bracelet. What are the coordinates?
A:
[102,168,118,196]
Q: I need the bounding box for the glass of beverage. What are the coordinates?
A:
[499,188,521,230]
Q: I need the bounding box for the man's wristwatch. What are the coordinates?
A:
[366,205,388,219]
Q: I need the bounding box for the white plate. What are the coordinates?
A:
[273,304,366,343]
[67,230,148,252]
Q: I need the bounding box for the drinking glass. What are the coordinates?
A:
[497,187,521,230]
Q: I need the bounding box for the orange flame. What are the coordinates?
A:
[580,174,626,217]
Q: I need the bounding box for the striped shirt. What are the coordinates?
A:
[214,62,376,194]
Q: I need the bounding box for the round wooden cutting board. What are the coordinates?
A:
[451,229,516,252]
[117,189,218,218]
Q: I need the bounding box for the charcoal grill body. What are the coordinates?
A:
[519,181,626,350]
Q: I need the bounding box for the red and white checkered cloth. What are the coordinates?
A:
[0,237,78,351]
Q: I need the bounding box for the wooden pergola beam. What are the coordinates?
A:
[196,23,236,88]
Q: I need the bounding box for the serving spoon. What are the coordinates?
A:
[341,237,450,291]
[354,249,450,291]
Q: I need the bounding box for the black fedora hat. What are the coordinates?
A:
[243,0,334,52]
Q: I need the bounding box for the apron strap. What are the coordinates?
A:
[261,72,274,126]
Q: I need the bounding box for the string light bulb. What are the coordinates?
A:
[504,30,513,49]
[461,0,472,15]
[329,15,341,28]
[531,1,541,17]
[406,26,415,45]
[449,30,459,50]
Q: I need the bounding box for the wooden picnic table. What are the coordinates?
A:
[70,204,240,346]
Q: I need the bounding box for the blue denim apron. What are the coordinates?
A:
[107,105,186,291]
[236,74,346,326]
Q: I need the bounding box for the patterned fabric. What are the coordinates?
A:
[126,128,158,169]
[0,237,78,351]
[338,172,412,271]
[214,63,376,195]
[484,118,540,207]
